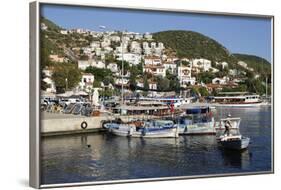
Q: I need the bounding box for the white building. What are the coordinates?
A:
[41,23,48,30]
[78,59,105,70]
[92,60,106,69]
[163,62,177,74]
[158,42,164,49]
[216,61,229,69]
[151,42,157,49]
[115,78,129,85]
[110,35,121,42]
[212,76,229,85]
[104,47,113,53]
[78,60,91,70]
[144,32,153,40]
[130,41,142,54]
[101,38,111,48]
[136,79,157,90]
[143,65,166,77]
[134,33,143,40]
[42,69,56,93]
[229,69,239,76]
[143,42,149,49]
[165,56,179,63]
[79,73,94,91]
[192,58,212,72]
[153,48,163,56]
[75,28,88,34]
[238,61,248,68]
[60,30,68,35]
[82,47,93,55]
[131,41,140,49]
[115,44,128,54]
[144,56,162,65]
[116,53,141,65]
[107,63,119,73]
[90,41,100,49]
[143,48,152,56]
[178,66,196,85]
[94,47,102,56]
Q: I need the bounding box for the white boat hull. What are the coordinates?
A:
[109,125,179,138]
[219,136,250,150]
[214,102,263,108]
[178,122,216,135]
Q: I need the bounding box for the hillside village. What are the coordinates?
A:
[40,18,271,99]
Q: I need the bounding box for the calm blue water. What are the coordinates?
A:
[41,106,272,185]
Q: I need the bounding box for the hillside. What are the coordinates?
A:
[41,17,62,31]
[233,53,271,75]
[153,30,235,63]
[40,17,95,63]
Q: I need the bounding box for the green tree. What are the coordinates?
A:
[169,77,180,92]
[196,72,215,84]
[116,60,130,75]
[105,53,115,65]
[52,64,81,93]
[129,76,137,91]
[85,66,113,81]
[93,80,101,88]
[157,76,170,91]
[40,46,51,68]
[198,87,209,97]
[143,75,149,90]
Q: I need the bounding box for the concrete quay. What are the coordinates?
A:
[41,112,157,137]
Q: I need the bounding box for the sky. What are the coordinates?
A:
[41,4,272,62]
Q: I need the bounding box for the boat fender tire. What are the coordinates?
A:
[81,121,88,130]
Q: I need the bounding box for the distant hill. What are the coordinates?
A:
[40,17,94,62]
[153,30,235,63]
[153,30,271,75]
[233,53,271,75]
[41,17,62,31]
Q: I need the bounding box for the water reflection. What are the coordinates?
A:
[41,107,272,184]
[220,149,251,169]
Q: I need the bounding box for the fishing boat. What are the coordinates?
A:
[212,92,263,107]
[218,135,250,150]
[173,106,217,135]
[104,120,179,138]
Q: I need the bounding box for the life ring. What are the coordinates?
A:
[81,121,88,129]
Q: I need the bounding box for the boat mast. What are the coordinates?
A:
[265,76,268,99]
[180,60,182,98]
[121,31,124,105]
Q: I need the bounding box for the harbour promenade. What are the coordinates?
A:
[41,112,159,136]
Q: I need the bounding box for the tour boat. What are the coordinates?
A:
[125,96,194,108]
[213,92,263,107]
